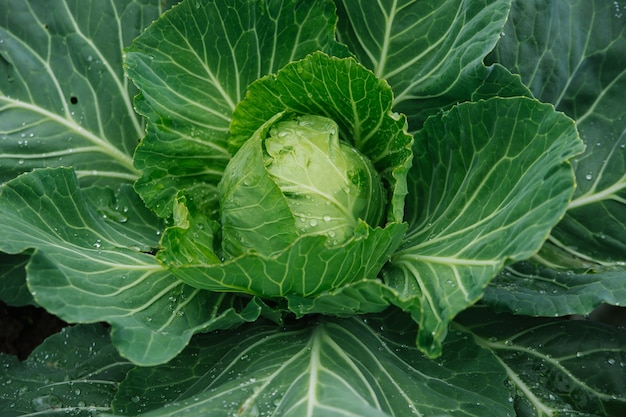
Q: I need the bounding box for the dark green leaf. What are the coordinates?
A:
[334,0,512,130]
[285,279,397,317]
[488,0,626,265]
[107,315,513,417]
[386,97,583,357]
[0,0,168,185]
[125,0,347,218]
[456,308,626,416]
[0,168,269,365]
[483,260,626,317]
[0,324,133,417]
[0,251,32,306]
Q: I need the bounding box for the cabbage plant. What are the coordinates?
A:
[0,0,625,416]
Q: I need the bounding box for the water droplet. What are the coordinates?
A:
[31,395,62,411]
[323,215,331,222]
[584,172,593,180]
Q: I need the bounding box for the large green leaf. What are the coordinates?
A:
[0,0,170,185]
[488,0,626,265]
[0,168,269,365]
[125,0,348,219]
[385,97,584,358]
[0,324,133,417]
[456,308,626,416]
[483,259,626,318]
[334,0,512,130]
[106,314,513,417]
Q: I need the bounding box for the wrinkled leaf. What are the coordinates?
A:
[488,0,626,265]
[386,97,583,357]
[0,168,269,365]
[0,324,133,417]
[160,204,407,299]
[125,0,348,219]
[0,0,170,184]
[107,314,513,417]
[456,308,626,416]
[284,279,397,318]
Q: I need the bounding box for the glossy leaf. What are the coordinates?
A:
[107,314,513,417]
[386,97,584,357]
[125,0,347,219]
[0,168,268,365]
[0,0,170,185]
[488,0,626,265]
[0,324,133,417]
[483,260,626,317]
[456,308,626,416]
[334,0,512,130]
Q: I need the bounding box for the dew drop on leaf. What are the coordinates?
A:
[31,395,63,411]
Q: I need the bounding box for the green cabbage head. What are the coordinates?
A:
[158,53,413,301]
[220,114,387,258]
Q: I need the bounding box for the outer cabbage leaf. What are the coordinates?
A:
[0,0,171,185]
[456,308,626,416]
[157,53,412,305]
[385,97,584,357]
[107,314,513,417]
[488,0,626,266]
[0,168,270,365]
[484,260,626,317]
[482,0,626,316]
[334,0,512,131]
[125,0,348,219]
[0,324,133,417]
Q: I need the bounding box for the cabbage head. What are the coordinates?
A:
[158,53,413,302]
[220,114,387,258]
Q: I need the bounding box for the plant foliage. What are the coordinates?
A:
[0,0,624,416]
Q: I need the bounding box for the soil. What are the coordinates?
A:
[0,300,67,360]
